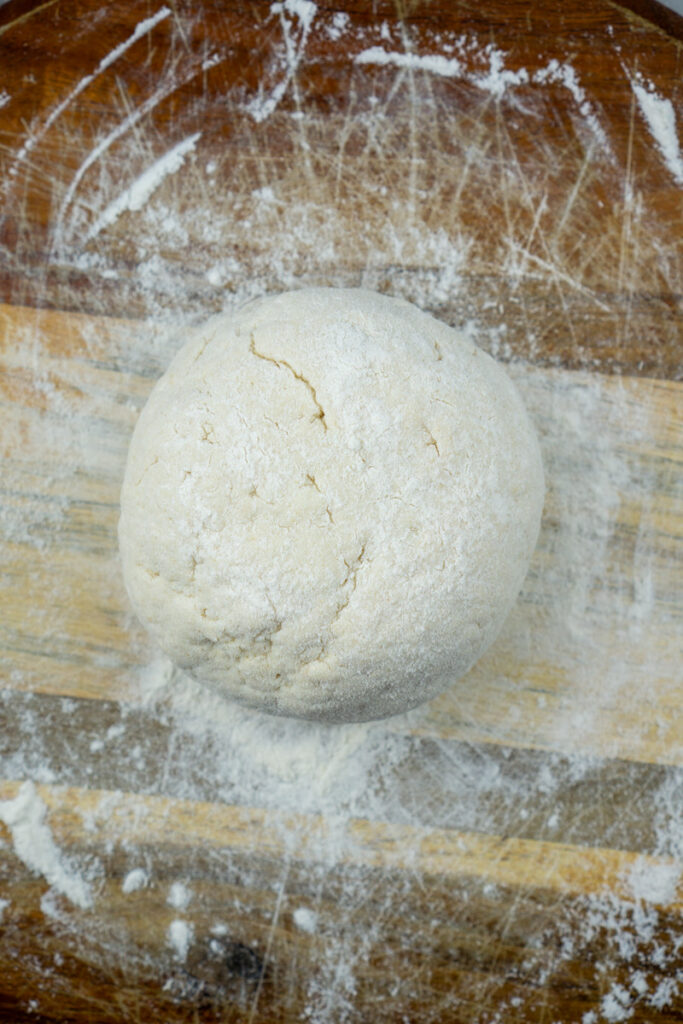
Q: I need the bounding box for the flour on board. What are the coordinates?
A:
[167,919,193,962]
[53,54,212,251]
[246,0,318,123]
[632,76,683,186]
[121,867,149,893]
[87,132,202,241]
[293,906,318,933]
[7,7,172,178]
[0,782,93,909]
[626,855,682,905]
[533,59,612,157]
[355,41,530,99]
[355,46,464,78]
[167,881,193,910]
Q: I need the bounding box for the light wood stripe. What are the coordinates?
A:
[1,780,681,910]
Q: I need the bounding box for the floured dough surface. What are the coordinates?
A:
[119,288,544,722]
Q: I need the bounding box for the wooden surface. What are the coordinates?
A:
[1,1,682,1022]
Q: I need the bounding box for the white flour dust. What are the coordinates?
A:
[5,6,172,181]
[0,782,93,909]
[293,906,318,933]
[355,46,465,78]
[533,59,612,157]
[167,918,193,962]
[356,41,530,99]
[86,132,202,242]
[632,75,683,186]
[626,856,681,905]
[167,881,193,909]
[121,866,148,893]
[246,0,318,124]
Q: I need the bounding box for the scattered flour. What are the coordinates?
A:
[246,0,317,123]
[626,856,681,905]
[7,7,171,177]
[326,11,349,41]
[355,46,464,78]
[649,978,680,1010]
[355,40,529,98]
[356,43,609,126]
[52,52,214,252]
[277,0,317,30]
[0,782,92,909]
[293,906,318,933]
[472,44,529,98]
[632,77,683,186]
[139,654,412,819]
[534,59,611,156]
[121,867,148,893]
[167,881,192,909]
[601,984,633,1022]
[630,971,648,996]
[87,132,201,241]
[167,918,193,961]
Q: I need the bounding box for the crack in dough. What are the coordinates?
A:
[249,334,327,431]
[331,543,367,627]
[424,427,440,455]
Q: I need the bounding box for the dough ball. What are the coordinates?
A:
[119,288,544,723]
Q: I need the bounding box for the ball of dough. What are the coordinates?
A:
[119,288,544,723]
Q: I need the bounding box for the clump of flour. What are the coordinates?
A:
[0,782,93,909]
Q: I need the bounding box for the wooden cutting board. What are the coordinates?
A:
[1,2,682,1022]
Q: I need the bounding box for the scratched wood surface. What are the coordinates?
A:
[1,1,682,1023]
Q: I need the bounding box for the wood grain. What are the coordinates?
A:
[4,780,680,901]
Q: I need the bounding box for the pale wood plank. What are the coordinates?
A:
[1,780,681,908]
